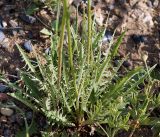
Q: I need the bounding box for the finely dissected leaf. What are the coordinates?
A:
[111,67,143,94]
[16,44,35,73]
[111,31,125,57]
[92,30,105,49]
[127,65,156,92]
[15,120,38,137]
[45,110,68,124]
[9,92,39,112]
[21,72,40,99]
[96,56,111,84]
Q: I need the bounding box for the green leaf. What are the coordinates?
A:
[111,31,125,57]
[16,44,35,73]
[107,67,143,98]
[15,120,38,137]
[21,72,40,99]
[26,4,39,15]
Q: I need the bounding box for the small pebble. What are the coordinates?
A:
[19,14,36,24]
[9,20,18,35]
[26,111,33,121]
[24,40,33,52]
[146,0,153,7]
[1,108,14,117]
[153,0,159,7]
[131,34,145,44]
[118,0,126,5]
[3,128,11,137]
[0,93,8,101]
[0,116,7,123]
[9,115,16,123]
[45,47,50,55]
[102,30,113,43]
[28,31,33,39]
[0,84,8,92]
[0,31,6,43]
[1,38,10,49]
[123,60,132,68]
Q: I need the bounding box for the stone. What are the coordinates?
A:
[131,34,145,44]
[0,93,8,101]
[0,116,7,123]
[95,8,104,26]
[45,47,50,55]
[123,60,132,68]
[3,128,11,137]
[24,40,33,52]
[9,20,18,35]
[143,13,154,27]
[26,111,33,122]
[1,108,14,116]
[1,38,10,49]
[0,84,8,92]
[153,0,159,7]
[20,14,36,24]
[102,30,113,43]
[0,31,5,43]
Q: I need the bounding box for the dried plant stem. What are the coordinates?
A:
[58,1,66,88]
[87,0,92,65]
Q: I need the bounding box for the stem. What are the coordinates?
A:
[63,0,80,124]
[97,123,110,137]
[57,1,66,88]
[111,129,117,137]
[128,126,136,137]
[128,120,138,137]
[87,0,92,65]
[56,0,60,36]
[63,0,74,71]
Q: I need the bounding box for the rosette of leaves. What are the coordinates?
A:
[0,0,158,137]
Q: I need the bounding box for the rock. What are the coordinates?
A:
[0,116,7,123]
[3,128,11,137]
[123,60,132,68]
[26,111,33,122]
[129,0,138,6]
[45,47,50,55]
[146,0,153,7]
[95,8,104,26]
[24,40,33,52]
[28,31,33,39]
[1,108,14,116]
[118,0,126,5]
[0,93,8,101]
[102,30,113,43]
[0,1,4,7]
[0,84,8,92]
[72,0,81,6]
[19,14,36,24]
[131,34,145,44]
[0,31,6,43]
[9,20,18,35]
[9,114,16,123]
[108,4,115,10]
[1,38,10,49]
[153,0,159,7]
[143,13,154,27]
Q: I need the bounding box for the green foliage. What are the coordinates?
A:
[0,0,159,137]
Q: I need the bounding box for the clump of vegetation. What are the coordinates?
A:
[0,0,160,137]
